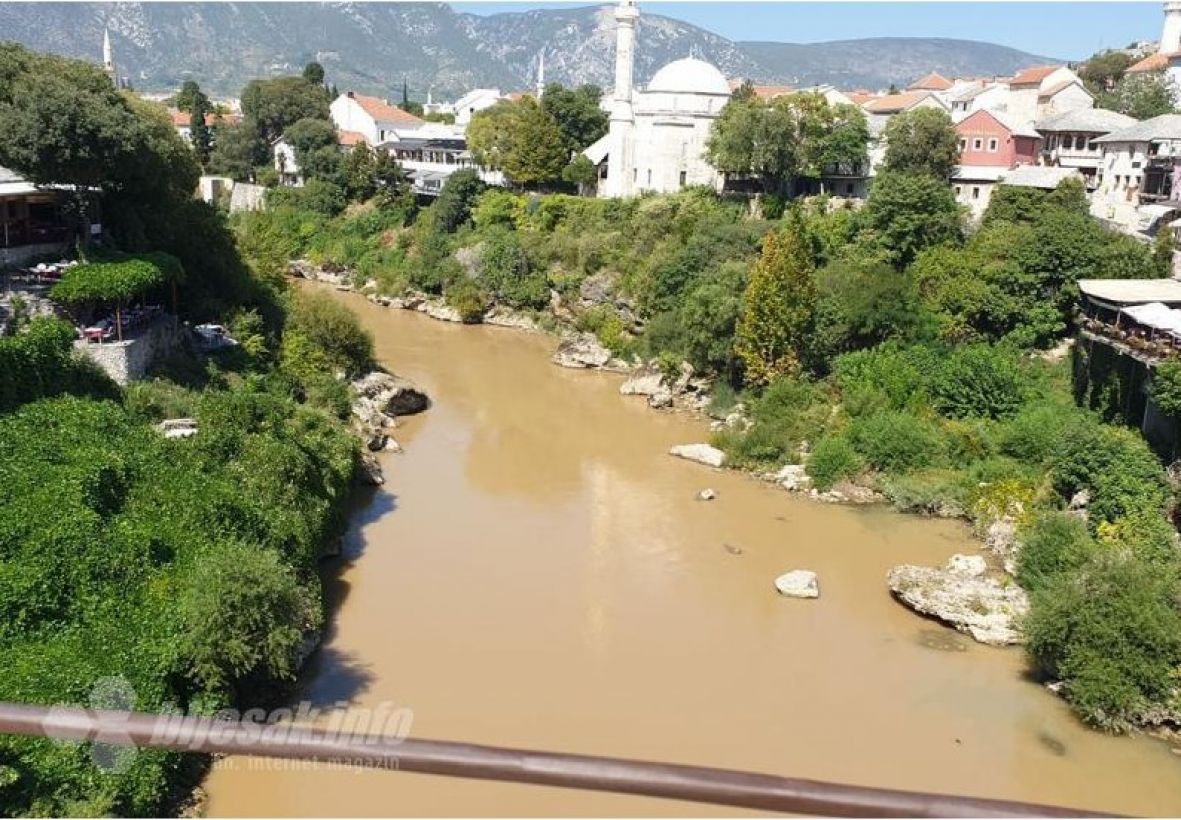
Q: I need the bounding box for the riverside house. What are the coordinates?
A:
[0,165,77,269]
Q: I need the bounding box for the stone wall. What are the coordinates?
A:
[75,316,185,386]
[229,183,267,213]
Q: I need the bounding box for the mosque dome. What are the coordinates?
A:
[647,57,731,96]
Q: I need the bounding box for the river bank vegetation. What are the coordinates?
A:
[0,46,372,816]
[234,104,1181,734]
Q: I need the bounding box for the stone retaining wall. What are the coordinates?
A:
[75,316,185,385]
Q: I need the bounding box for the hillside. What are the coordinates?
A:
[0,2,1062,98]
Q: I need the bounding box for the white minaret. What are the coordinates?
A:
[536,48,546,98]
[102,26,116,86]
[1163,1,1181,53]
[603,0,638,198]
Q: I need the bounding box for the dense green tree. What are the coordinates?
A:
[470,96,567,189]
[432,168,486,232]
[173,79,210,114]
[207,119,268,181]
[541,83,609,153]
[302,61,325,86]
[881,107,960,179]
[561,153,599,194]
[1098,71,1176,119]
[240,74,331,144]
[1078,50,1135,95]
[284,116,340,182]
[189,95,212,165]
[863,171,962,267]
[466,99,517,171]
[735,216,817,385]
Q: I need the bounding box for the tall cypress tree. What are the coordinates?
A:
[734,213,817,386]
[190,96,212,166]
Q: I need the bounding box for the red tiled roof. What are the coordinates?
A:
[1128,51,1176,73]
[1038,79,1090,100]
[908,72,953,91]
[1009,65,1062,87]
[863,90,934,114]
[846,91,880,106]
[346,93,423,126]
[750,84,795,100]
[338,130,367,147]
[168,108,240,128]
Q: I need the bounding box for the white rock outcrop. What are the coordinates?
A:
[552,332,613,369]
[775,570,819,599]
[887,555,1029,646]
[774,464,811,491]
[669,443,727,468]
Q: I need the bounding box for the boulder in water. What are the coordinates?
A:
[697,488,717,501]
[887,556,1028,646]
[669,443,726,468]
[775,570,819,599]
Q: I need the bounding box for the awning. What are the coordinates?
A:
[1121,301,1181,336]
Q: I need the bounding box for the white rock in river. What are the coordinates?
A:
[669,443,726,468]
[775,570,819,599]
[887,557,1029,646]
[620,362,666,396]
[552,332,613,369]
[946,553,987,577]
[697,488,717,501]
[774,463,811,491]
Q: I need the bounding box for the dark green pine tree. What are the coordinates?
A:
[190,96,213,166]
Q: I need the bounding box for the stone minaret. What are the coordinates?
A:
[536,48,546,98]
[102,27,117,86]
[1163,1,1181,53]
[603,0,638,198]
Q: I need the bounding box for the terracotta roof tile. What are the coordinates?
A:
[1128,51,1175,73]
[908,72,953,91]
[338,130,367,147]
[347,93,424,126]
[846,92,880,106]
[168,109,240,128]
[1009,65,1062,87]
[863,90,935,114]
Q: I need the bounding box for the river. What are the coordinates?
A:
[204,291,1181,816]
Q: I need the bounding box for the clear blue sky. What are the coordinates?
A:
[451,2,1162,60]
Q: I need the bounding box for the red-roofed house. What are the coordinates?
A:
[1002,65,1091,125]
[952,109,1043,217]
[168,108,241,144]
[908,72,953,92]
[330,91,425,145]
[862,90,948,115]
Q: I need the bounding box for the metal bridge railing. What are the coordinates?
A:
[0,702,1114,818]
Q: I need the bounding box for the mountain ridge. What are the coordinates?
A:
[0,2,1063,99]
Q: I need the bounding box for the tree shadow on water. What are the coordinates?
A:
[298,645,378,708]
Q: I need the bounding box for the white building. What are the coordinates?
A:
[1036,107,1138,186]
[454,89,508,129]
[1091,114,1181,233]
[592,0,729,198]
[329,91,425,145]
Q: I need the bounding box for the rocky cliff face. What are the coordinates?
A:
[0,2,1060,98]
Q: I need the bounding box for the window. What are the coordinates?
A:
[1075,135,1087,150]
[955,185,962,195]
[845,182,854,195]
[647,168,652,186]
[959,138,967,151]
[679,170,687,186]
[972,137,983,150]
[971,186,980,199]
[987,138,998,152]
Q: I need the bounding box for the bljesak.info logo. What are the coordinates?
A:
[42,676,415,773]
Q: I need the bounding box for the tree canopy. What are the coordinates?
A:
[468,96,568,189]
[881,107,960,179]
[1097,71,1177,119]
[50,255,181,305]
[541,83,609,153]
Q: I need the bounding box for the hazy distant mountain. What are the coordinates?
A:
[0,2,1062,99]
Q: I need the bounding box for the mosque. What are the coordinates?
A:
[583,0,730,198]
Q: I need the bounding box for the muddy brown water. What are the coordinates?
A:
[204,292,1181,816]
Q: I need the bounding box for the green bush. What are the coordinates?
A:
[847,411,944,474]
[479,230,548,309]
[444,277,489,323]
[1150,360,1181,417]
[832,345,935,416]
[1016,512,1096,591]
[880,468,970,515]
[1025,555,1181,731]
[807,435,863,490]
[931,344,1027,419]
[285,289,374,376]
[1051,419,1169,526]
[997,401,1077,466]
